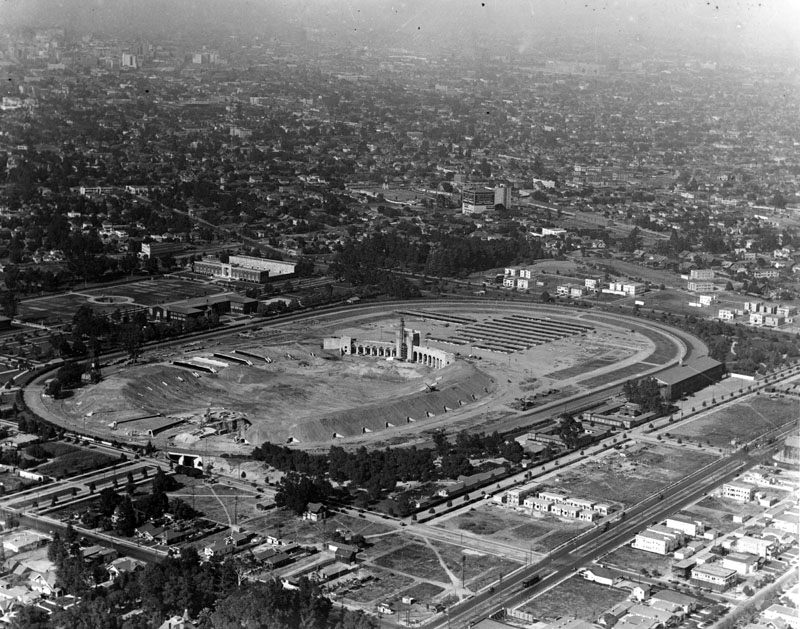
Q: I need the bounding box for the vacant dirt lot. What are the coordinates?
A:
[436,505,591,553]
[671,395,799,448]
[520,575,629,621]
[554,443,717,507]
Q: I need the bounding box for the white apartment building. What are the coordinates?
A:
[737,536,774,558]
[690,564,737,592]
[688,280,714,293]
[722,482,756,502]
[689,269,715,280]
[633,526,684,555]
[665,515,702,538]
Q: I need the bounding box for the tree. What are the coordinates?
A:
[540,291,551,303]
[275,472,332,515]
[0,290,18,318]
[337,610,377,629]
[112,497,137,536]
[211,578,332,629]
[9,606,50,629]
[119,323,144,361]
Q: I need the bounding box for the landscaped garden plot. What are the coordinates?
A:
[519,575,629,621]
[670,396,799,448]
[373,542,451,582]
[602,544,673,577]
[342,568,415,604]
[555,444,716,507]
[432,541,521,590]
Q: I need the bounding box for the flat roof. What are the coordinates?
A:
[693,563,736,577]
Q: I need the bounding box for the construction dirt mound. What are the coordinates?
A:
[66,351,494,446]
[244,360,496,444]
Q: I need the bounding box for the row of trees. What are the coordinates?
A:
[254,429,527,511]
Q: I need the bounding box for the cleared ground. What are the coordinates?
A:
[601,544,673,577]
[435,505,592,553]
[520,575,629,621]
[670,395,799,448]
[553,443,717,508]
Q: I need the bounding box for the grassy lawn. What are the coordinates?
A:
[671,396,799,448]
[373,543,450,582]
[36,449,118,478]
[520,576,629,621]
[602,544,673,577]
[39,442,85,458]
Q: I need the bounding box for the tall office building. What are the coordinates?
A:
[462,184,496,214]
[121,53,138,69]
[494,184,512,209]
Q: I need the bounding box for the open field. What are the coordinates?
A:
[670,395,800,448]
[167,476,260,527]
[553,443,717,507]
[602,544,673,577]
[373,542,451,582]
[681,501,761,535]
[432,540,521,590]
[692,495,771,519]
[436,505,590,552]
[585,257,682,288]
[520,575,629,621]
[82,278,223,306]
[34,444,118,478]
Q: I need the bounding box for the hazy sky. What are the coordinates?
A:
[0,0,797,62]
